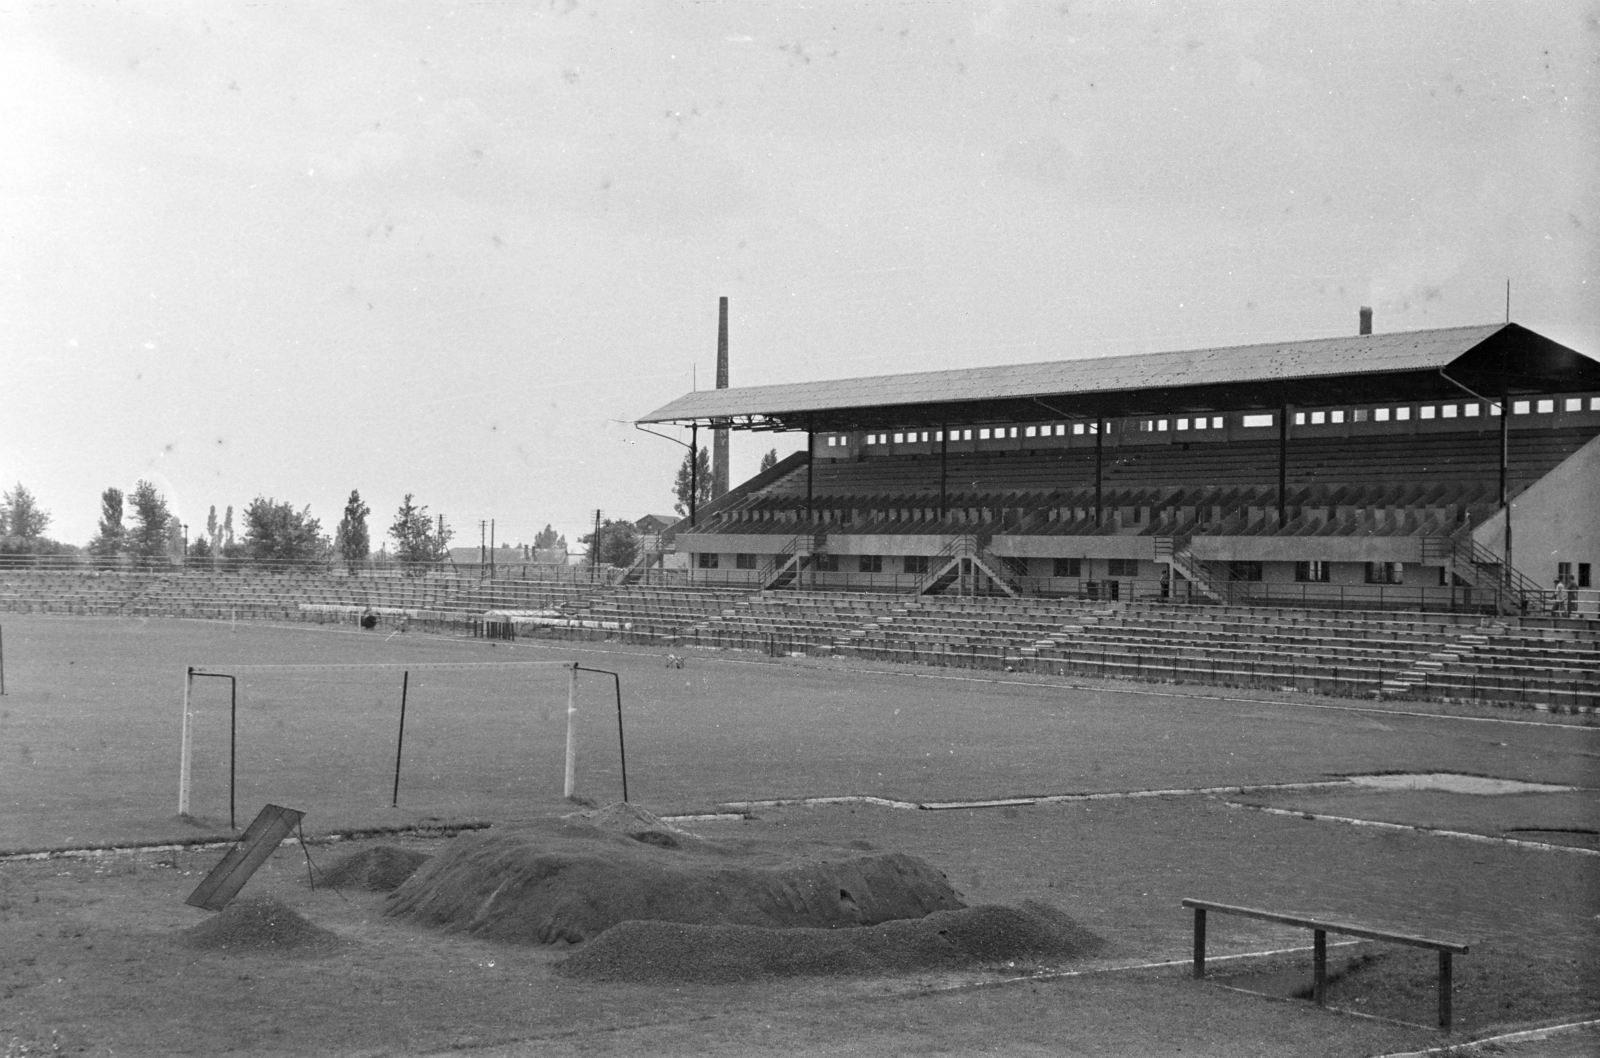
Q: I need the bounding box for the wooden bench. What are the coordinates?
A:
[1182,898,1469,1031]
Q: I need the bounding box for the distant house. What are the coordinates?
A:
[634,513,677,559]
[635,514,675,534]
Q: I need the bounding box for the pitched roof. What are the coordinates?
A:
[638,323,1598,430]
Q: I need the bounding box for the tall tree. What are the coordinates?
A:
[127,480,172,567]
[672,446,713,517]
[532,524,566,550]
[389,494,452,569]
[222,505,235,546]
[334,489,371,572]
[759,448,779,473]
[1,483,51,540]
[205,506,219,549]
[242,497,328,568]
[89,487,126,565]
[580,519,640,568]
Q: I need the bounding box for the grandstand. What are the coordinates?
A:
[637,321,1600,618]
[2,319,1595,711]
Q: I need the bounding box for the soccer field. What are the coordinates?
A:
[2,615,1597,1055]
[0,614,1593,851]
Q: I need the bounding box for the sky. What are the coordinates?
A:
[3,1,1597,550]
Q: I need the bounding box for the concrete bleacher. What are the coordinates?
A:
[4,569,1591,712]
[632,586,1597,712]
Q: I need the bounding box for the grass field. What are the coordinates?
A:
[2,614,1597,1057]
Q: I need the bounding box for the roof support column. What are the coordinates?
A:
[806,429,815,523]
[1094,417,1104,526]
[1500,381,1511,580]
[1278,403,1289,530]
[690,423,699,530]
[939,424,948,522]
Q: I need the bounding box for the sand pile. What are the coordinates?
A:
[561,802,693,847]
[182,896,341,954]
[557,901,1106,983]
[385,816,964,944]
[316,845,431,891]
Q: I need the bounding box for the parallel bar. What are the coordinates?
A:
[1180,899,1468,953]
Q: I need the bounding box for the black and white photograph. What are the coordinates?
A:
[2,2,1597,1055]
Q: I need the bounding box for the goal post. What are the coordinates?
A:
[174,660,616,828]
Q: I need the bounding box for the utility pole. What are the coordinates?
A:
[591,509,602,579]
[489,519,495,575]
[480,520,486,566]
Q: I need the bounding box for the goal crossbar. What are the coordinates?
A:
[191,661,576,674]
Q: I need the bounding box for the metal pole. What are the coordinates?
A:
[563,662,578,799]
[1312,929,1327,1005]
[1192,907,1206,977]
[576,666,628,803]
[690,424,699,529]
[178,667,193,816]
[229,676,237,830]
[1439,950,1453,1031]
[391,671,409,807]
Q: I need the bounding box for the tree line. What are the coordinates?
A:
[0,482,456,572]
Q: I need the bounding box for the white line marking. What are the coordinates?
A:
[1371,1016,1600,1058]
[1221,801,1600,856]
[722,781,1357,813]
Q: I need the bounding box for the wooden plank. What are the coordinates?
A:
[1181,898,1469,954]
[186,804,305,912]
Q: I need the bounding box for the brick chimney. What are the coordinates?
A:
[1359,307,1373,335]
[712,297,730,498]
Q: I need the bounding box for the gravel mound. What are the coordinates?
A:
[317,845,431,891]
[562,802,692,848]
[182,896,341,954]
[556,900,1106,983]
[385,817,964,944]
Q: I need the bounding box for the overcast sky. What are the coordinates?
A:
[3,1,1596,549]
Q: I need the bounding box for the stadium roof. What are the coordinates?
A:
[638,322,1600,433]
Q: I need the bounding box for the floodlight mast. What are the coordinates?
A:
[632,422,703,529]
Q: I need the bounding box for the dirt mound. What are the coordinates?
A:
[182,896,341,954]
[557,901,1106,983]
[561,802,692,848]
[385,820,964,944]
[317,845,431,891]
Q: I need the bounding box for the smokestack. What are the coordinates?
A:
[1359,307,1372,336]
[712,297,730,498]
